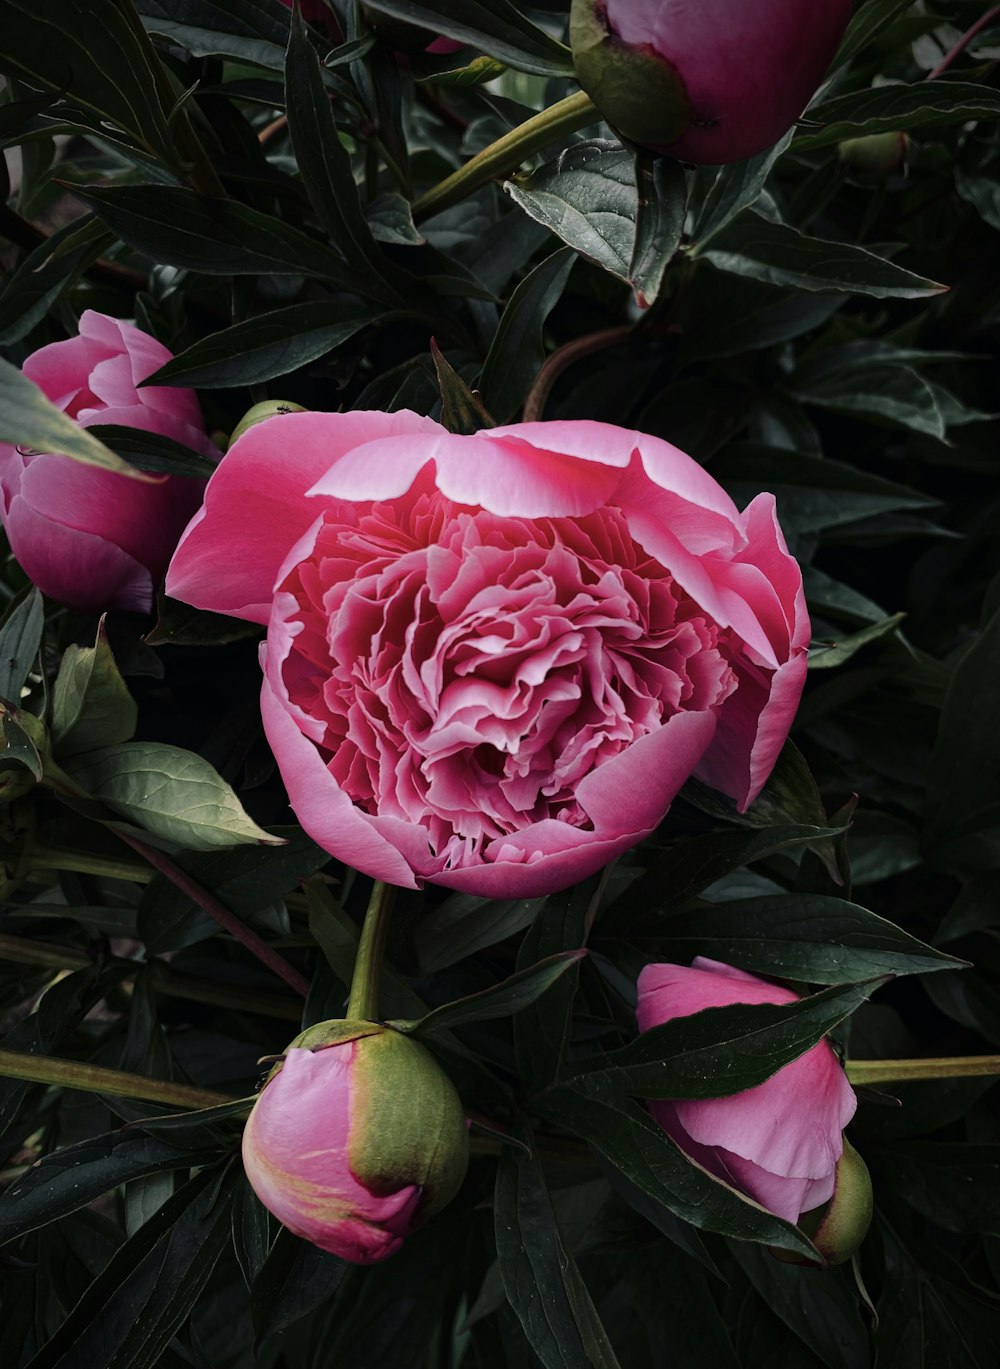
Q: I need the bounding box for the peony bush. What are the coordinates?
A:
[0,1,996,1365]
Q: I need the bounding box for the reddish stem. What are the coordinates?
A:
[927,5,1000,79]
[116,830,311,998]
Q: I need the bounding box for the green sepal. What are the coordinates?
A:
[772,1138,873,1267]
[348,1027,469,1219]
[570,0,691,151]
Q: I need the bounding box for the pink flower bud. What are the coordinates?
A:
[570,0,853,165]
[242,1021,469,1264]
[637,958,859,1227]
[0,312,214,613]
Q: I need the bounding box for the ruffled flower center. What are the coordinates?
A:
[278,488,738,870]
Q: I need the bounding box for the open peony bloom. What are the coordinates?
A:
[166,412,809,897]
[571,0,853,165]
[242,1022,469,1263]
[637,958,858,1224]
[0,311,213,613]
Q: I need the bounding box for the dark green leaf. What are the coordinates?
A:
[285,4,399,293]
[809,614,907,669]
[506,142,636,284]
[659,894,958,983]
[494,1139,622,1369]
[65,742,282,850]
[832,0,917,68]
[73,184,362,287]
[680,268,843,362]
[367,191,424,245]
[0,0,177,164]
[138,0,290,71]
[363,0,574,77]
[692,130,793,247]
[606,823,845,930]
[791,363,947,439]
[623,1246,739,1369]
[138,827,328,953]
[431,341,495,433]
[416,894,546,974]
[0,356,142,476]
[86,425,218,478]
[698,212,946,298]
[26,1165,236,1369]
[52,620,138,758]
[479,247,575,424]
[232,1178,273,1290]
[873,1144,1000,1235]
[397,951,586,1037]
[0,586,43,702]
[628,153,687,307]
[0,1131,219,1246]
[925,606,1000,859]
[0,216,113,345]
[730,1242,870,1369]
[515,876,602,1090]
[569,979,881,1099]
[143,303,376,389]
[796,81,1000,152]
[251,1226,347,1341]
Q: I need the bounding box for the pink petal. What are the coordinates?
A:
[2,495,153,612]
[166,410,441,623]
[674,1042,856,1179]
[259,640,421,888]
[637,960,797,1029]
[310,428,626,518]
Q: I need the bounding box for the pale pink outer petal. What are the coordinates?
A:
[166,409,443,624]
[241,1045,420,1264]
[694,494,810,809]
[14,451,201,574]
[673,1042,857,1179]
[638,959,857,1211]
[1,495,153,612]
[309,428,627,518]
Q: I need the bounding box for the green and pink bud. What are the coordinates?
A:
[242,1020,469,1264]
[570,0,853,165]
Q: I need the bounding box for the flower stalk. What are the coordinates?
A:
[346,880,396,1021]
[410,90,599,220]
[846,1056,1000,1085]
[0,1047,235,1110]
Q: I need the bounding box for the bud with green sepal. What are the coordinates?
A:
[839,132,910,185]
[570,0,852,165]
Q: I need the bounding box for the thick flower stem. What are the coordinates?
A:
[846,1056,1000,1085]
[346,880,396,1021]
[410,90,600,220]
[0,1047,234,1110]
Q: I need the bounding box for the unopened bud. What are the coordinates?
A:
[242,1020,469,1264]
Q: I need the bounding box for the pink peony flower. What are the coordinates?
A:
[0,311,213,613]
[166,412,809,897]
[571,0,853,165]
[637,958,858,1223]
[242,1024,469,1263]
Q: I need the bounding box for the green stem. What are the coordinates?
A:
[0,1047,234,1110]
[25,844,153,884]
[0,933,300,1022]
[846,1056,1000,1085]
[346,881,395,1021]
[411,90,599,220]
